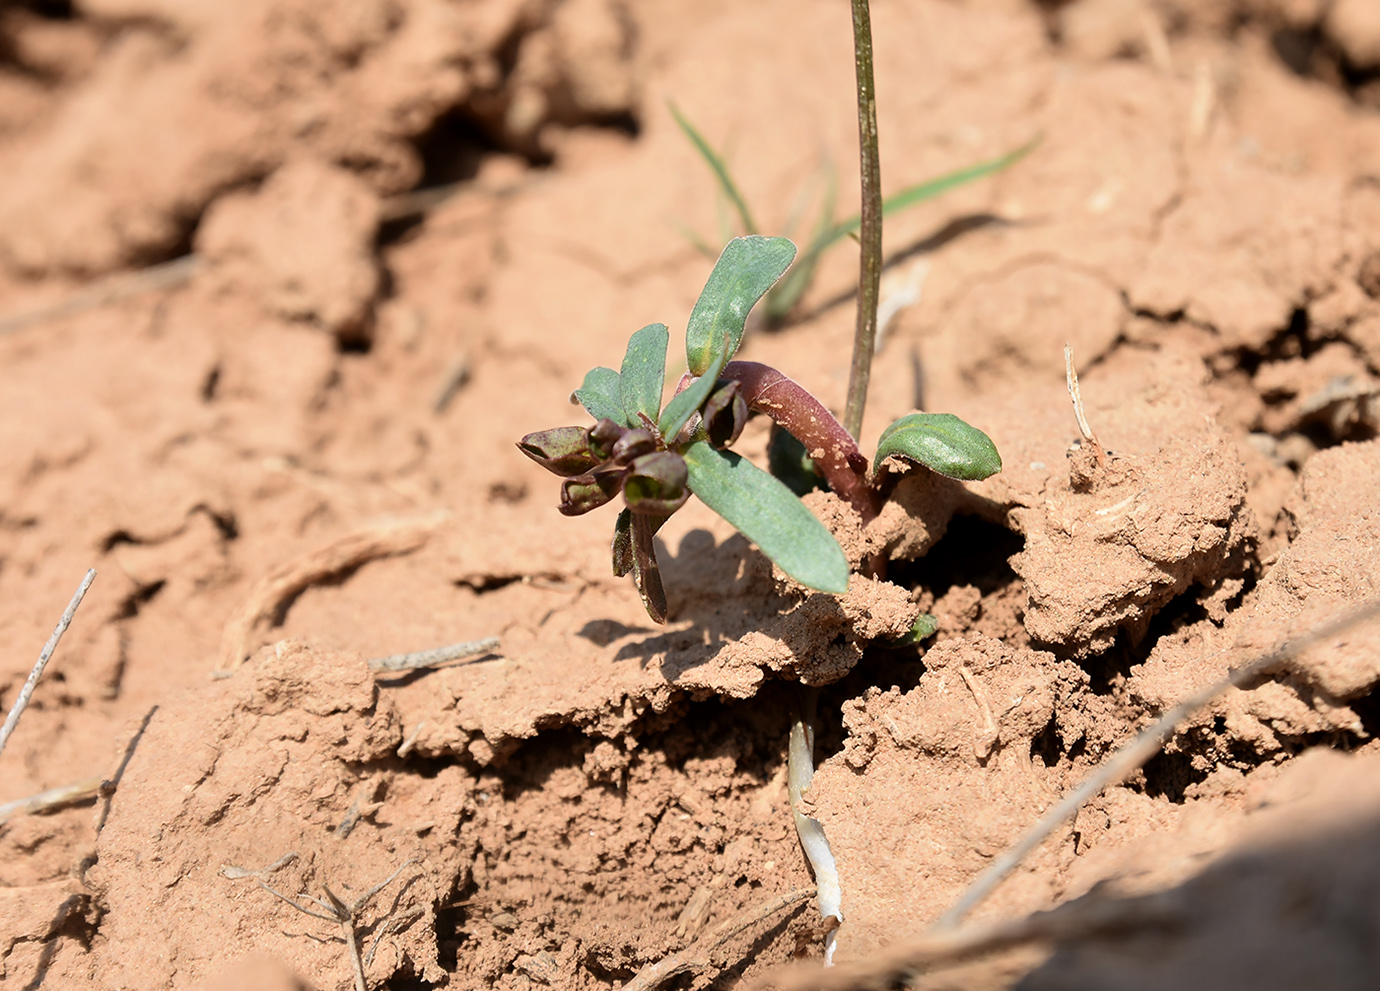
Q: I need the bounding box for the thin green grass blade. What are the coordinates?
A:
[873,412,1002,481]
[669,100,759,236]
[671,219,718,259]
[763,165,840,322]
[813,136,1042,255]
[574,367,627,426]
[682,440,848,594]
[685,236,797,376]
[619,323,670,425]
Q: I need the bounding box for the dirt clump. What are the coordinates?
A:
[196,157,383,344]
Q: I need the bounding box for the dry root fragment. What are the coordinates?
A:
[622,887,815,991]
[216,515,446,671]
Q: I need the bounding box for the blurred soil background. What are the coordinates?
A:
[0,0,1379,988]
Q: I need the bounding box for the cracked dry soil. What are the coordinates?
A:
[1,0,1380,988]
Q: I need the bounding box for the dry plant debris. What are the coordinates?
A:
[217,515,447,670]
[224,853,418,991]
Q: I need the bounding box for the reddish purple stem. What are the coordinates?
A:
[724,361,880,521]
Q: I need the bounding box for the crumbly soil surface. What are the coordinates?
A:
[1,0,1379,988]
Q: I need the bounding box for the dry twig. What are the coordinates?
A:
[760,888,1183,991]
[934,598,1380,930]
[0,777,103,826]
[0,703,156,830]
[0,259,197,337]
[0,569,96,760]
[216,516,445,671]
[367,637,500,674]
[1063,344,1105,465]
[623,887,815,991]
[224,853,417,991]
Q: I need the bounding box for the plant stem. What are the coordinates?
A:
[724,361,879,521]
[843,0,882,442]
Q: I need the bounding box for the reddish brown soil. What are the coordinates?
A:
[1,0,1379,988]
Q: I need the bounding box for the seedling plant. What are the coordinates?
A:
[518,234,1001,624]
[521,0,1006,968]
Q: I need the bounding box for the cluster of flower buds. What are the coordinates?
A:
[518,379,748,519]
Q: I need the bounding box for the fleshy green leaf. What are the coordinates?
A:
[873,413,1002,481]
[574,367,626,426]
[685,236,797,376]
[682,440,848,594]
[656,343,729,442]
[619,323,669,427]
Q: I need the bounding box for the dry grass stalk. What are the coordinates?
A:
[0,569,96,759]
[367,638,500,674]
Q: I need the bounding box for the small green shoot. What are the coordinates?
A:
[519,236,1002,623]
[669,100,1039,324]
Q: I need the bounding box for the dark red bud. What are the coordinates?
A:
[612,428,657,464]
[518,426,602,477]
[588,418,625,460]
[559,467,625,516]
[622,452,689,515]
[703,380,748,449]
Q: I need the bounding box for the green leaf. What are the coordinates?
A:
[656,343,728,442]
[685,236,797,376]
[886,612,938,646]
[765,137,1041,324]
[764,166,837,323]
[767,424,826,497]
[813,137,1041,256]
[574,367,627,426]
[668,101,758,236]
[619,323,669,426]
[873,413,1002,481]
[682,440,848,594]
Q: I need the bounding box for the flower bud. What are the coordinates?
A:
[588,418,625,460]
[703,380,748,449]
[622,452,689,515]
[612,428,657,464]
[559,468,625,516]
[517,426,602,477]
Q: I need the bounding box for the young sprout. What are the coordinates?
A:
[668,101,1040,325]
[518,236,1002,623]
